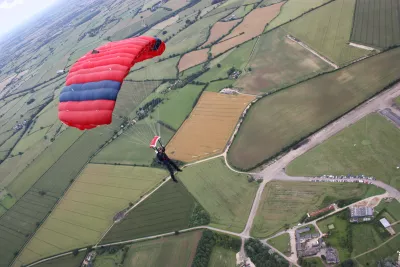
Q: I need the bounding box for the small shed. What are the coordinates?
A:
[379,218,390,228]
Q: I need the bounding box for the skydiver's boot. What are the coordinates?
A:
[170,160,182,172]
[171,175,178,183]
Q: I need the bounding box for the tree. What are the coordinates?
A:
[162,30,167,35]
[227,67,235,76]
[341,259,354,267]
[174,230,180,235]
[217,63,221,68]
[284,224,289,230]
[321,255,326,261]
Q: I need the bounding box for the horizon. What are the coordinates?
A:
[0,0,58,38]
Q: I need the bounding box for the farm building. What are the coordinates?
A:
[308,204,335,217]
[349,206,374,222]
[325,247,339,264]
[297,227,310,234]
[379,218,396,235]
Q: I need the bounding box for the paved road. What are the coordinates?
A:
[275,171,400,201]
[25,82,400,267]
[242,82,400,238]
[261,193,388,264]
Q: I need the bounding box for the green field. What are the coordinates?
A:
[228,47,400,171]
[11,127,50,154]
[235,28,332,94]
[127,57,180,81]
[120,231,202,267]
[100,181,197,244]
[6,128,83,197]
[0,81,157,267]
[284,0,370,66]
[287,114,400,190]
[317,211,393,262]
[28,101,58,134]
[196,39,257,83]
[15,164,166,265]
[251,181,383,238]
[91,120,175,165]
[208,246,237,267]
[180,157,258,233]
[161,9,233,58]
[374,199,400,221]
[230,4,254,18]
[157,84,205,130]
[351,0,400,48]
[94,248,125,267]
[14,251,87,267]
[268,233,290,255]
[179,63,205,80]
[316,211,352,260]
[206,80,234,92]
[265,0,330,31]
[356,234,400,266]
[351,223,386,257]
[301,257,324,267]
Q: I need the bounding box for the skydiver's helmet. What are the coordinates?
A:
[157,147,163,153]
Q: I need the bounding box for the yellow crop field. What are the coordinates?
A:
[15,164,166,265]
[166,92,255,162]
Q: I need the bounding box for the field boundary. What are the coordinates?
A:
[286,34,338,69]
[353,232,399,259]
[9,130,116,267]
[349,42,376,51]
[227,47,400,171]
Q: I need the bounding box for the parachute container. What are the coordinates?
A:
[58,36,166,130]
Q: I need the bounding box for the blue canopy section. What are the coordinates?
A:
[59,80,122,102]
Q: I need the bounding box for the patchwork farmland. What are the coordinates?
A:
[14,165,166,265]
[166,91,255,162]
[100,181,197,244]
[351,0,400,48]
[123,231,202,267]
[265,0,330,31]
[180,157,258,232]
[252,181,382,238]
[91,120,175,166]
[202,20,241,47]
[235,28,333,94]
[211,2,284,56]
[1,0,400,265]
[178,49,209,72]
[286,114,400,190]
[284,0,369,66]
[228,47,400,170]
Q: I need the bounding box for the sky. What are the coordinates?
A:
[0,0,58,37]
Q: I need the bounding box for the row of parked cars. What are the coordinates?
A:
[310,174,375,184]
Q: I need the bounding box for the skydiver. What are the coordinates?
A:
[156,146,182,183]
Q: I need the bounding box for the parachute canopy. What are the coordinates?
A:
[58,36,166,130]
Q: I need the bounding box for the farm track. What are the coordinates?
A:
[353,232,399,259]
[243,81,400,239]
[286,34,339,69]
[23,82,400,267]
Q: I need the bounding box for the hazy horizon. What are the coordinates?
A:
[0,0,58,38]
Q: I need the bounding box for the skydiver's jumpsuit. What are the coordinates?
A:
[156,147,181,182]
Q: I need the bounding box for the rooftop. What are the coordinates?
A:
[379,218,391,228]
[350,206,373,218]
